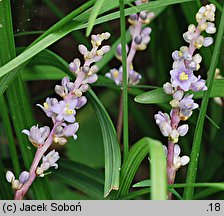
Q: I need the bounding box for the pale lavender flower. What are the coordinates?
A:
[129,69,142,85]
[154,112,172,137]
[51,99,77,123]
[154,111,171,125]
[163,82,174,95]
[76,96,87,109]
[170,66,197,91]
[190,75,207,92]
[173,145,190,170]
[37,98,58,118]
[82,74,98,84]
[105,68,122,85]
[36,150,60,177]
[42,150,60,169]
[22,125,50,147]
[159,122,172,137]
[179,94,199,119]
[62,123,79,140]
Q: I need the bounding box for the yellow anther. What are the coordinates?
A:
[66,109,73,115]
[179,72,189,81]
[178,51,183,57]
[96,41,102,47]
[113,70,119,78]
[96,50,104,56]
[44,102,49,109]
[194,42,203,49]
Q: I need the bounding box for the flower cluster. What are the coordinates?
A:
[6,171,29,190]
[105,0,154,85]
[155,4,216,176]
[6,33,110,196]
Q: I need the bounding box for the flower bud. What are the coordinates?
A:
[6,171,15,183]
[78,45,88,55]
[134,35,142,44]
[19,171,30,184]
[203,37,213,47]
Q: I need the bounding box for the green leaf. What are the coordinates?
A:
[86,0,105,36]
[87,89,121,197]
[135,88,171,104]
[0,160,13,199]
[114,137,167,200]
[0,96,20,176]
[54,159,104,199]
[135,80,224,104]
[183,3,224,199]
[0,0,50,199]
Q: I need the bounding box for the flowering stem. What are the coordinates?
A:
[166,108,180,199]
[127,21,142,67]
[14,122,60,200]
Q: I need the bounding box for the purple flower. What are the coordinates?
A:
[37,98,58,118]
[154,111,171,125]
[170,67,197,91]
[22,125,50,147]
[105,68,122,85]
[190,75,207,92]
[179,94,199,118]
[62,123,79,140]
[129,69,142,85]
[173,145,190,170]
[154,111,172,137]
[51,99,77,123]
[76,96,87,109]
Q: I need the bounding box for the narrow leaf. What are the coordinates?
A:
[114,137,167,200]
[86,0,105,36]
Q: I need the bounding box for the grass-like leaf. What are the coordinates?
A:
[87,89,121,197]
[0,0,50,199]
[86,0,105,36]
[0,96,20,176]
[114,137,166,200]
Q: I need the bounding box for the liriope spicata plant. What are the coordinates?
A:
[153,4,216,198]
[5,32,111,200]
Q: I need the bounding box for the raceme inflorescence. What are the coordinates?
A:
[6,32,111,200]
[105,0,154,85]
[154,4,216,189]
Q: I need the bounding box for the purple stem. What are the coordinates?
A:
[14,122,61,200]
[166,108,180,199]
